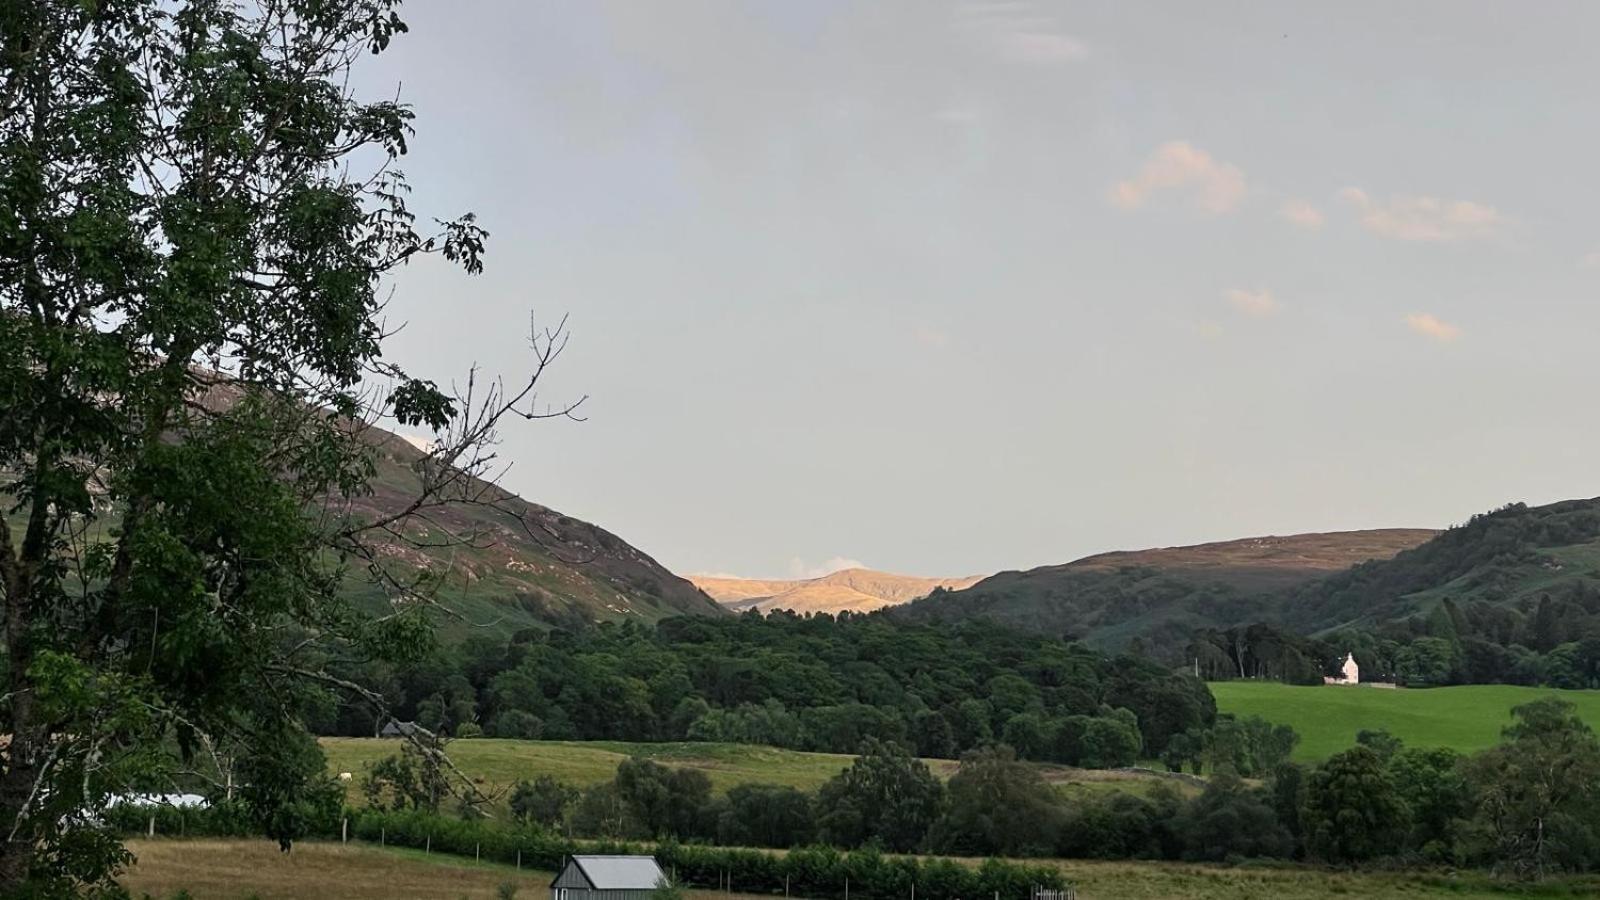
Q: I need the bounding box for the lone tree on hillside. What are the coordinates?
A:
[0,1,574,890]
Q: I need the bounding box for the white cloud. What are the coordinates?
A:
[913,325,951,349]
[1341,188,1505,242]
[788,557,868,579]
[1225,288,1278,317]
[1110,141,1246,214]
[955,1,1088,65]
[1280,199,1325,229]
[1196,321,1224,340]
[1404,313,1461,342]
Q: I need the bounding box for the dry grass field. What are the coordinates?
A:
[118,839,775,900]
[117,839,1600,900]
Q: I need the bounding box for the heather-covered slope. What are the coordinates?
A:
[895,529,1435,648]
[343,425,725,638]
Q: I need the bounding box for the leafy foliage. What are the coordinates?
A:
[341,614,1216,765]
[1461,698,1600,877]
[0,0,550,889]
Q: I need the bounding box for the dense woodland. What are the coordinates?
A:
[1193,585,1600,689]
[311,696,1600,878]
[901,500,1600,676]
[314,615,1216,764]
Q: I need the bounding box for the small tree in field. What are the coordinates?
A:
[0,1,578,890]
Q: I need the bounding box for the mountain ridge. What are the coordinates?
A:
[348,423,725,637]
[691,568,984,615]
[893,528,1438,649]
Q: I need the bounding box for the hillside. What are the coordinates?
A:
[894,529,1435,649]
[339,425,725,637]
[691,568,983,614]
[1287,498,1600,632]
[2,399,724,641]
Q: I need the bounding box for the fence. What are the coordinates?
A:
[107,805,1076,900]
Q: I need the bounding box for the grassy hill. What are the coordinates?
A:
[893,530,1434,648]
[1212,681,1600,760]
[692,569,985,615]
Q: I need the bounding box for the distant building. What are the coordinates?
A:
[104,793,208,810]
[552,856,667,900]
[378,720,420,738]
[1323,652,1360,685]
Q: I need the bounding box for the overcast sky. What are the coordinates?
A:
[359,1,1600,579]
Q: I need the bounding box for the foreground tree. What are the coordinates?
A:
[0,1,571,890]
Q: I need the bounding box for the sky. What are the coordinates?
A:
[357,1,1600,580]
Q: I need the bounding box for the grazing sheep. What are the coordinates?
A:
[338,772,353,782]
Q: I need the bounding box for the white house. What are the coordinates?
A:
[1323,652,1360,685]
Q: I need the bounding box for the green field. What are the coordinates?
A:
[321,738,937,800]
[121,839,1600,900]
[1211,681,1600,760]
[320,738,1195,805]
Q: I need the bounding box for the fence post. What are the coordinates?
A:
[341,817,348,844]
[380,827,385,847]
[147,815,154,838]
[785,876,789,898]
[476,842,480,863]
[426,834,431,855]
[518,850,522,871]
[846,877,850,900]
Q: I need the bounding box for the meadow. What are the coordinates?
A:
[1211,681,1600,760]
[319,738,1196,805]
[118,839,1600,900]
[320,738,893,799]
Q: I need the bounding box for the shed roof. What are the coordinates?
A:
[566,856,666,890]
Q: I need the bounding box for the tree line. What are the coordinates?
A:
[1192,584,1600,689]
[360,697,1600,878]
[314,614,1217,764]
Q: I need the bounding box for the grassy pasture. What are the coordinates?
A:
[1211,681,1600,761]
[320,738,898,800]
[118,839,1600,900]
[320,738,1196,805]
[118,839,776,900]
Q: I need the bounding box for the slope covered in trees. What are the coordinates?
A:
[321,614,1216,765]
[894,530,1434,653]
[1287,499,1600,631]
[896,499,1600,674]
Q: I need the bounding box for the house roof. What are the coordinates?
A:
[566,855,666,890]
